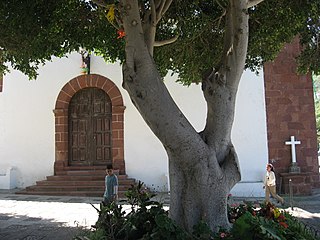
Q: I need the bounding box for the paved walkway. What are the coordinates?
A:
[0,189,319,239]
[0,190,102,240]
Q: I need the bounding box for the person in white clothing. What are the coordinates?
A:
[263,163,284,205]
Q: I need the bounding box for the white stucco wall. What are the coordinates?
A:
[231,71,268,197]
[0,53,267,196]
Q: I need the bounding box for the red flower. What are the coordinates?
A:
[279,221,288,228]
[278,214,286,221]
[117,29,125,39]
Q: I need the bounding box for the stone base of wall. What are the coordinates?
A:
[311,173,320,188]
[280,172,315,195]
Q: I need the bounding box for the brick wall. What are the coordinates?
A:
[264,37,319,190]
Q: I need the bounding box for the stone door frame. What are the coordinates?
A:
[53,74,126,174]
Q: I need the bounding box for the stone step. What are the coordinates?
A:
[17,170,136,198]
[26,184,128,191]
[62,166,107,171]
[16,190,127,198]
[36,179,134,186]
[36,180,105,186]
[46,175,132,181]
[26,185,105,192]
[55,170,109,176]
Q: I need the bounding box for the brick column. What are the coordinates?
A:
[53,108,69,174]
[264,37,320,194]
[112,106,126,174]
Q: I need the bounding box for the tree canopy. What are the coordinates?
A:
[0,0,319,82]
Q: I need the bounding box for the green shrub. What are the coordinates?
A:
[84,181,191,240]
[77,183,319,240]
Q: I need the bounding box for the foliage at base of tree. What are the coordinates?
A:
[76,182,319,240]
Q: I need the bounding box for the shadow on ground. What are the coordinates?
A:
[0,212,88,240]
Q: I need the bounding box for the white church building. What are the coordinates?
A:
[1,39,318,197]
[0,52,268,197]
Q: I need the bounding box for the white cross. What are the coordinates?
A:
[285,136,301,163]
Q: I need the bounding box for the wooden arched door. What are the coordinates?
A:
[68,87,112,166]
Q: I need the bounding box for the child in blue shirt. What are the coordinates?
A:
[103,164,118,205]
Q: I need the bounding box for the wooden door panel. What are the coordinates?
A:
[93,116,111,165]
[104,147,111,160]
[70,118,89,165]
[104,132,111,145]
[69,87,112,166]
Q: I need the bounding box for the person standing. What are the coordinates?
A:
[263,163,284,205]
[103,164,118,205]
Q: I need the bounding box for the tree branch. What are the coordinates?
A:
[201,0,249,163]
[247,0,265,9]
[217,0,249,87]
[141,0,173,56]
[142,2,151,25]
[154,35,179,47]
[91,0,108,8]
[156,0,166,23]
[150,0,157,27]
[156,0,173,24]
[142,2,157,56]
[120,0,203,152]
[114,15,122,29]
[221,146,241,187]
[119,0,146,57]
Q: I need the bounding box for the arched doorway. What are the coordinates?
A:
[53,74,126,174]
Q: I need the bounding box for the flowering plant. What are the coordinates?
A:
[225,201,317,239]
[81,190,318,240]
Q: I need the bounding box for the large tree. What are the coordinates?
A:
[1,0,319,231]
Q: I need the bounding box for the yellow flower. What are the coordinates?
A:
[106,5,115,23]
[273,208,281,219]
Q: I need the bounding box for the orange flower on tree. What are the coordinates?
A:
[117,29,125,39]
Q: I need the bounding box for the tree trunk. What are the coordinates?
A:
[168,143,240,231]
[119,0,248,233]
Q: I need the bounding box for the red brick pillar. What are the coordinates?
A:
[264,37,320,195]
[112,106,126,174]
[53,108,69,174]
